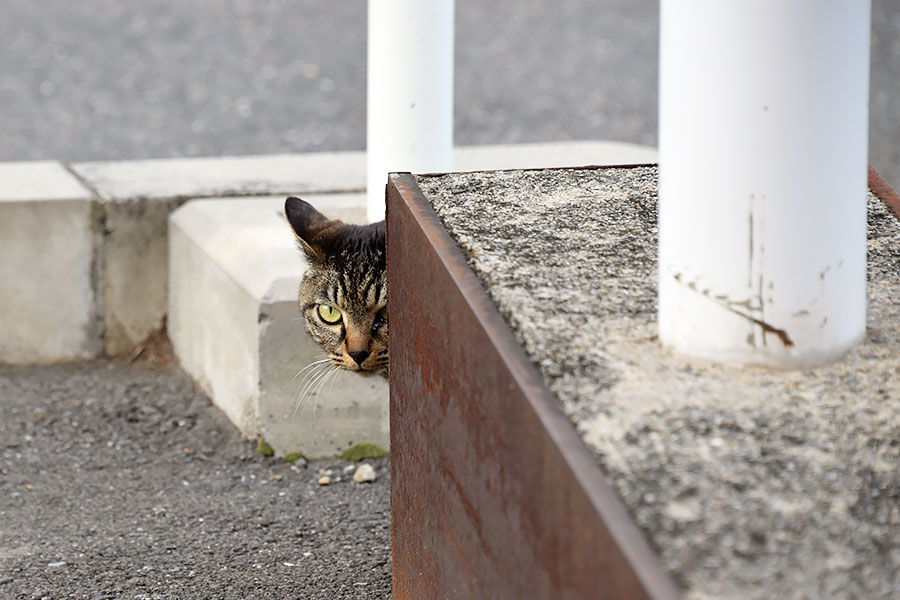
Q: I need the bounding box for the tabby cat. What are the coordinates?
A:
[284,197,388,376]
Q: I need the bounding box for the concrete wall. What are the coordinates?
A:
[0,162,101,363]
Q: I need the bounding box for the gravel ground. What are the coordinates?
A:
[0,359,390,600]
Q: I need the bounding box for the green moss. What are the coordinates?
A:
[256,437,275,457]
[283,452,305,465]
[340,442,388,462]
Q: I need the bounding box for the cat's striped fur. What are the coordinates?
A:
[284,197,388,376]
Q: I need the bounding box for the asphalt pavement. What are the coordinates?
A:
[1,1,898,186]
[1,358,391,599]
[0,0,655,162]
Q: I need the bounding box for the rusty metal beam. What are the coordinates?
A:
[869,165,900,220]
[387,171,681,600]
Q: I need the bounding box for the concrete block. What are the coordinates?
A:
[69,142,657,355]
[168,194,388,458]
[0,162,100,363]
[72,142,656,205]
[101,196,184,355]
[71,153,369,356]
[453,140,658,172]
[72,152,367,202]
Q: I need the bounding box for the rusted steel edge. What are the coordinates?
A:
[868,165,900,221]
[389,171,681,600]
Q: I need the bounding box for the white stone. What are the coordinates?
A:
[353,463,377,483]
[168,194,388,458]
[0,162,99,363]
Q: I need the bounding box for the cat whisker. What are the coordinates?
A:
[293,362,331,404]
[292,356,331,387]
[294,363,337,420]
[325,364,342,398]
[292,362,332,420]
[307,364,340,419]
[310,365,342,420]
[296,364,331,408]
[291,356,331,383]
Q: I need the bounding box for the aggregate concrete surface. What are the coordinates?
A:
[0,358,390,600]
[421,168,900,599]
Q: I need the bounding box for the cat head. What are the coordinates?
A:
[284,197,388,375]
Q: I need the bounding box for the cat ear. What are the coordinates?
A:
[285,197,330,261]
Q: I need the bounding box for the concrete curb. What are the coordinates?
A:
[0,141,658,364]
[0,141,657,456]
[168,195,390,458]
[0,162,101,363]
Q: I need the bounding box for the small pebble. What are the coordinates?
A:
[317,476,331,486]
[353,463,377,483]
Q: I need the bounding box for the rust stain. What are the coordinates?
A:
[740,311,794,347]
[869,165,900,221]
[672,274,793,348]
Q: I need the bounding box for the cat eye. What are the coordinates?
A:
[372,306,388,333]
[317,304,342,324]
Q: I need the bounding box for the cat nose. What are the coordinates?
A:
[348,349,370,366]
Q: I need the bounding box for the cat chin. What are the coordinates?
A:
[342,366,388,379]
[349,367,387,378]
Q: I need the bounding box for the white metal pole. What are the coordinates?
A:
[658,0,871,368]
[367,0,454,222]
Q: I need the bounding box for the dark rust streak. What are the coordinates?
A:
[387,171,680,600]
[672,275,794,348]
[741,312,794,348]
